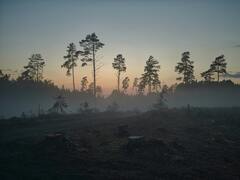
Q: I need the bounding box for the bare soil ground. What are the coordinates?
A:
[0,108,240,180]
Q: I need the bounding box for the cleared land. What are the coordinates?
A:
[0,108,240,180]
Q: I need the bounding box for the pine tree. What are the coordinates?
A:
[175,52,195,84]
[80,76,88,92]
[152,73,161,92]
[79,33,104,97]
[139,56,161,94]
[19,69,32,81]
[122,77,130,94]
[210,55,227,82]
[112,54,126,92]
[21,54,45,81]
[61,43,78,91]
[201,69,214,82]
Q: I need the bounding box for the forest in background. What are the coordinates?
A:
[1,33,240,118]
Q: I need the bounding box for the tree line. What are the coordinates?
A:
[4,32,228,96]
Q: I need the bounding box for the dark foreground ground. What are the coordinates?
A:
[0,108,240,180]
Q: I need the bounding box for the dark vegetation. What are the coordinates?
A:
[1,33,239,117]
[0,72,239,118]
[1,108,240,179]
[1,33,240,179]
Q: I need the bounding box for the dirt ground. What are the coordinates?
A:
[0,108,240,180]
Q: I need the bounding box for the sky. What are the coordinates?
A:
[0,0,240,94]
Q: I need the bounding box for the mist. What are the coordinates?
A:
[1,76,239,118]
[1,1,240,179]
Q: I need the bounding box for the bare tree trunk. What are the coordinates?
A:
[72,66,75,91]
[217,65,219,83]
[118,70,120,92]
[93,45,96,97]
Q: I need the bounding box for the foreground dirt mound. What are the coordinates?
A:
[36,132,78,155]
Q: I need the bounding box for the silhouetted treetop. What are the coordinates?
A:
[175,51,195,84]
[210,55,227,82]
[80,76,88,92]
[20,54,45,82]
[140,56,161,94]
[79,33,104,66]
[79,33,104,54]
[61,43,79,91]
[112,54,126,72]
[201,69,214,82]
[112,54,127,92]
[62,43,78,76]
[79,33,104,97]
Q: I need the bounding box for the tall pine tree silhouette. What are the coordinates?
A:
[140,56,161,94]
[61,43,78,91]
[175,52,195,84]
[210,55,227,82]
[79,33,104,97]
[21,54,45,82]
[112,54,126,92]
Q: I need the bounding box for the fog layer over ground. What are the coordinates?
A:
[0,78,239,118]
